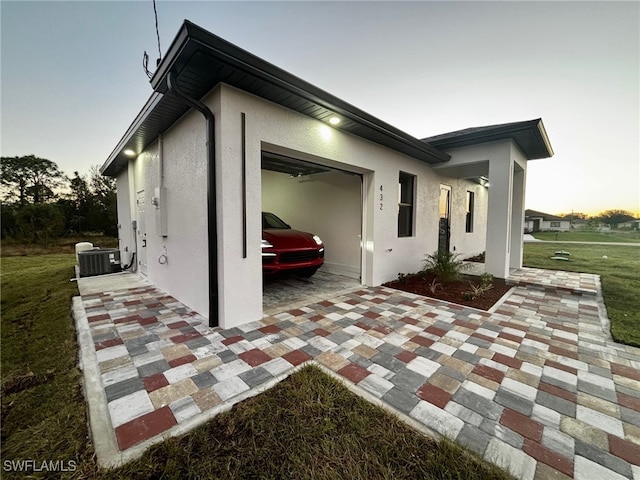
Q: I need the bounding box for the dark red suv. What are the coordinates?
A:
[262,212,324,277]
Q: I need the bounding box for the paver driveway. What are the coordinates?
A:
[75,268,640,479]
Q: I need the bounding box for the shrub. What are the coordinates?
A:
[422,250,470,283]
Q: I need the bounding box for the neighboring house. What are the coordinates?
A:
[524,210,570,232]
[617,219,640,230]
[101,21,554,329]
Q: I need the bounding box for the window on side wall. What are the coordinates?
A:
[398,172,415,237]
[550,221,561,228]
[465,191,475,233]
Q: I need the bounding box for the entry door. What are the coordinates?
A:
[438,185,451,253]
[136,190,148,275]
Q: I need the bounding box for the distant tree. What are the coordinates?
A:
[88,165,117,236]
[557,212,590,220]
[596,209,636,228]
[0,155,66,205]
[15,203,65,243]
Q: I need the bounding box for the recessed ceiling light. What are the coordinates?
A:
[329,116,341,125]
[124,149,136,157]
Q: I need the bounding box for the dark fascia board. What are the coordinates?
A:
[524,209,564,221]
[101,20,449,176]
[152,20,448,163]
[423,119,554,160]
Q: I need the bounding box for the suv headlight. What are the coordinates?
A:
[313,235,323,245]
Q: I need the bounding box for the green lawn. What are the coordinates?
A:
[1,253,513,480]
[531,230,640,243]
[523,243,640,346]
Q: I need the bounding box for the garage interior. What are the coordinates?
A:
[261,151,363,314]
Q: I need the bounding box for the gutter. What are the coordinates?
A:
[166,70,219,328]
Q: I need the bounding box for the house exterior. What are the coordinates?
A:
[617,219,640,230]
[101,21,553,329]
[524,209,570,232]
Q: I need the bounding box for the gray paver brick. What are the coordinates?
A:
[389,369,427,393]
[535,391,577,418]
[578,381,618,403]
[495,388,535,416]
[456,423,492,455]
[381,387,420,415]
[453,388,504,421]
[105,376,145,402]
[480,419,524,449]
[574,440,633,478]
[238,367,273,388]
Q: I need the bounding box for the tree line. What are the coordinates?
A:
[1,155,117,243]
[555,210,638,228]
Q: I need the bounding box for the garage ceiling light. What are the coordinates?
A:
[329,116,341,125]
[124,149,136,157]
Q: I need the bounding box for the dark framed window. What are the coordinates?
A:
[550,221,561,228]
[465,191,475,233]
[398,172,415,237]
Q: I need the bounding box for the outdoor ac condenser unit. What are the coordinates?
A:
[78,249,121,277]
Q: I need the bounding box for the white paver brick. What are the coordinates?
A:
[410,400,464,439]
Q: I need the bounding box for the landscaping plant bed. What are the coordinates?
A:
[384,270,512,311]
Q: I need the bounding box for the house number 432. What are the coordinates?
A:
[379,185,383,210]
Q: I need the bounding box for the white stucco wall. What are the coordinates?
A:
[261,169,362,278]
[116,82,495,328]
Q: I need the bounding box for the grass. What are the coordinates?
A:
[0,254,92,476]
[83,365,513,480]
[531,230,640,243]
[1,252,514,480]
[523,242,640,346]
[1,235,118,257]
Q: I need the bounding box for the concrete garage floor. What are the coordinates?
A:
[263,269,361,316]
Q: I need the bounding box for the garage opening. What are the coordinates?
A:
[261,150,363,313]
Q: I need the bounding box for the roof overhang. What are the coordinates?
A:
[101,20,449,176]
[422,119,554,160]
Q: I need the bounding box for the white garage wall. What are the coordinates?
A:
[119,82,494,328]
[261,169,362,278]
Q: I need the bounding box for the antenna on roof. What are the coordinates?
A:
[142,0,162,79]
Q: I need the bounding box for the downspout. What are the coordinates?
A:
[167,71,219,328]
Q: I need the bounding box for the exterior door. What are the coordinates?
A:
[136,190,147,275]
[438,185,451,253]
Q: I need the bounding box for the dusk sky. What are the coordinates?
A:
[2,1,638,216]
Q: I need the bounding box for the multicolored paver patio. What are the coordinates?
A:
[74,267,640,479]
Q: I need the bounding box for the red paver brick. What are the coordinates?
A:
[124,300,142,306]
[115,406,177,451]
[282,349,312,367]
[143,373,169,393]
[239,349,272,367]
[308,314,325,322]
[355,322,372,331]
[168,354,197,368]
[258,324,281,334]
[618,392,640,412]
[492,352,522,369]
[88,313,110,323]
[318,300,333,307]
[171,331,202,343]
[312,328,330,337]
[167,321,189,329]
[396,350,417,363]
[145,302,162,308]
[337,362,371,384]
[114,314,143,324]
[472,364,505,384]
[471,333,496,343]
[346,298,360,305]
[288,309,306,316]
[498,332,523,344]
[499,321,529,332]
[370,298,385,304]
[221,335,244,346]
[608,434,640,466]
[549,345,579,360]
[548,323,578,334]
[400,316,418,325]
[138,317,159,326]
[522,438,573,477]
[453,319,478,330]
[411,335,435,348]
[417,383,452,408]
[500,408,543,442]
[425,325,448,338]
[95,338,123,351]
[363,311,381,319]
[545,359,578,375]
[611,363,640,382]
[373,325,392,335]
